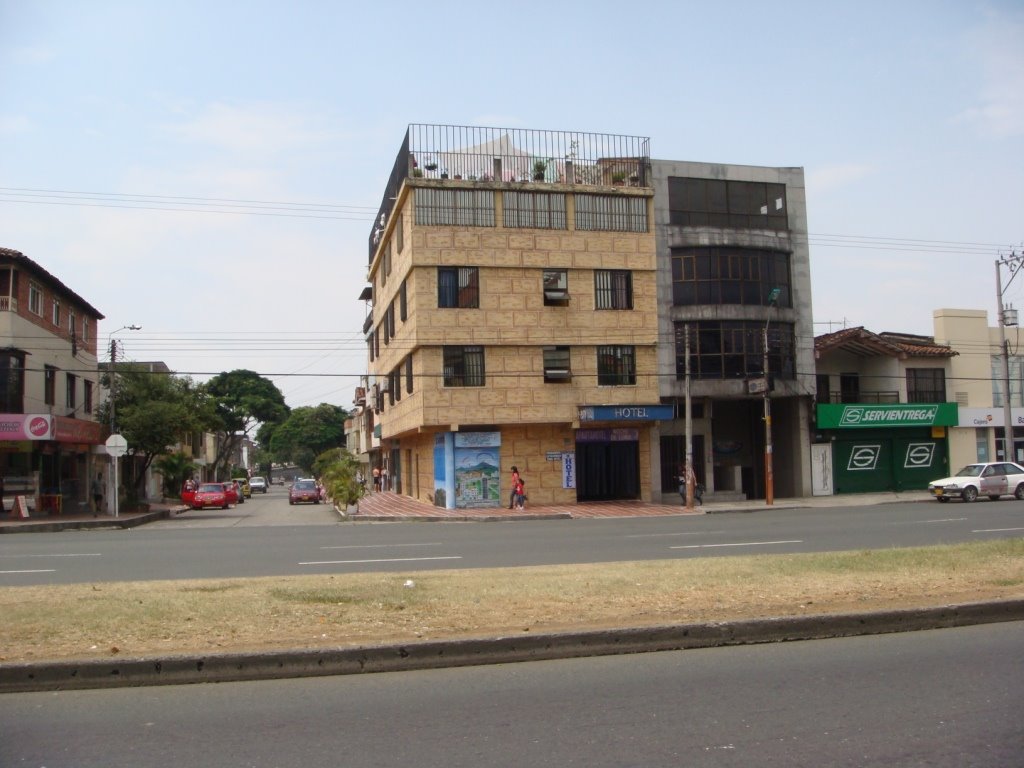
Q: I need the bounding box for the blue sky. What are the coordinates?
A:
[2,0,1022,409]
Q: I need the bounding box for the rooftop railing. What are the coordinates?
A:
[369,124,651,260]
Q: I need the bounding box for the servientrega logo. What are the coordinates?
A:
[847,444,881,471]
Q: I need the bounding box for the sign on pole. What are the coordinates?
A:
[104,434,128,457]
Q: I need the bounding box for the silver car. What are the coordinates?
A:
[927,461,1024,502]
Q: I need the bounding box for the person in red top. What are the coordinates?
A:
[514,475,526,510]
[508,466,520,510]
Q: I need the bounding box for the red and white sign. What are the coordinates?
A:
[0,414,53,441]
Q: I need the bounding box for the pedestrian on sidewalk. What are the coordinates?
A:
[508,465,520,509]
[91,474,103,516]
[372,466,381,492]
[514,475,526,510]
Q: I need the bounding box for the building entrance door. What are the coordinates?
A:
[575,439,639,501]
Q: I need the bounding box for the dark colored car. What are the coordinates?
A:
[289,479,320,505]
[192,482,229,510]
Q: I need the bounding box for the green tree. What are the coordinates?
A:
[315,448,365,511]
[100,367,216,505]
[204,370,289,478]
[153,451,196,497]
[270,403,348,475]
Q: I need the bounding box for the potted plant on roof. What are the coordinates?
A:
[424,158,438,173]
[611,171,627,186]
[533,159,548,182]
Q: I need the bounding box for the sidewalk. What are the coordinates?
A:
[0,490,934,533]
[343,489,933,522]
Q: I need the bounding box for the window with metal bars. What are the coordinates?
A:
[443,346,485,387]
[595,270,633,309]
[438,267,479,308]
[503,191,567,229]
[906,368,946,403]
[415,188,495,227]
[575,194,648,232]
[597,345,636,385]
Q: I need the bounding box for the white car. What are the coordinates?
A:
[927,461,1024,502]
[249,477,268,493]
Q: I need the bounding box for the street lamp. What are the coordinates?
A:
[763,288,781,506]
[108,324,141,434]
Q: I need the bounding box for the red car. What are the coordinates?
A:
[221,481,240,506]
[192,482,230,510]
[289,479,320,505]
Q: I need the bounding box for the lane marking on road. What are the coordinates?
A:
[920,518,968,524]
[299,556,463,566]
[320,543,444,550]
[626,531,726,538]
[972,527,1024,533]
[670,540,803,550]
[0,569,57,574]
[0,553,101,559]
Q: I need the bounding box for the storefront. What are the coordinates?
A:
[0,413,104,514]
[814,403,956,494]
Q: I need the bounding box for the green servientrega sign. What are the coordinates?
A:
[817,403,958,429]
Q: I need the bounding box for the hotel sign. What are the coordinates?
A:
[578,405,674,422]
[817,403,957,429]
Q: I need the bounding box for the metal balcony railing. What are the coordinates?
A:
[369,124,651,260]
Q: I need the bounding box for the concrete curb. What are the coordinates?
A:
[345,512,574,523]
[0,507,176,534]
[3,598,1022,693]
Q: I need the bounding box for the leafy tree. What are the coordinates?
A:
[270,403,348,474]
[153,452,197,498]
[100,367,216,505]
[204,369,289,478]
[315,448,365,511]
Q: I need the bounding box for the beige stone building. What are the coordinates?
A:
[364,125,662,508]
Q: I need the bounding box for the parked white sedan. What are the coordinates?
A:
[928,461,1024,502]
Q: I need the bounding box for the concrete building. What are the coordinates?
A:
[812,327,957,494]
[0,247,105,514]
[648,161,816,502]
[363,125,660,508]
[933,307,1024,468]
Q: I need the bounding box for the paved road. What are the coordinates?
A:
[1,495,1023,586]
[2,621,1021,767]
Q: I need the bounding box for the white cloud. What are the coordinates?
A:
[161,102,343,155]
[10,45,55,65]
[806,163,875,194]
[0,115,31,134]
[954,10,1024,138]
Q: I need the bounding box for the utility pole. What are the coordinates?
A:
[996,252,1024,461]
[763,288,781,505]
[684,324,694,509]
[109,337,117,433]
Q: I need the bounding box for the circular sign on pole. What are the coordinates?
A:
[105,434,128,457]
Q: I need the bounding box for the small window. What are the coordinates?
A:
[443,346,485,387]
[84,380,93,414]
[44,366,56,406]
[65,373,76,410]
[28,283,43,316]
[543,346,572,383]
[399,280,408,321]
[597,345,636,386]
[405,355,413,394]
[595,270,633,310]
[52,300,61,326]
[396,213,404,252]
[543,269,569,306]
[438,267,479,308]
[82,317,89,343]
[68,310,76,337]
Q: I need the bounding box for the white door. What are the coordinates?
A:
[811,443,834,496]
